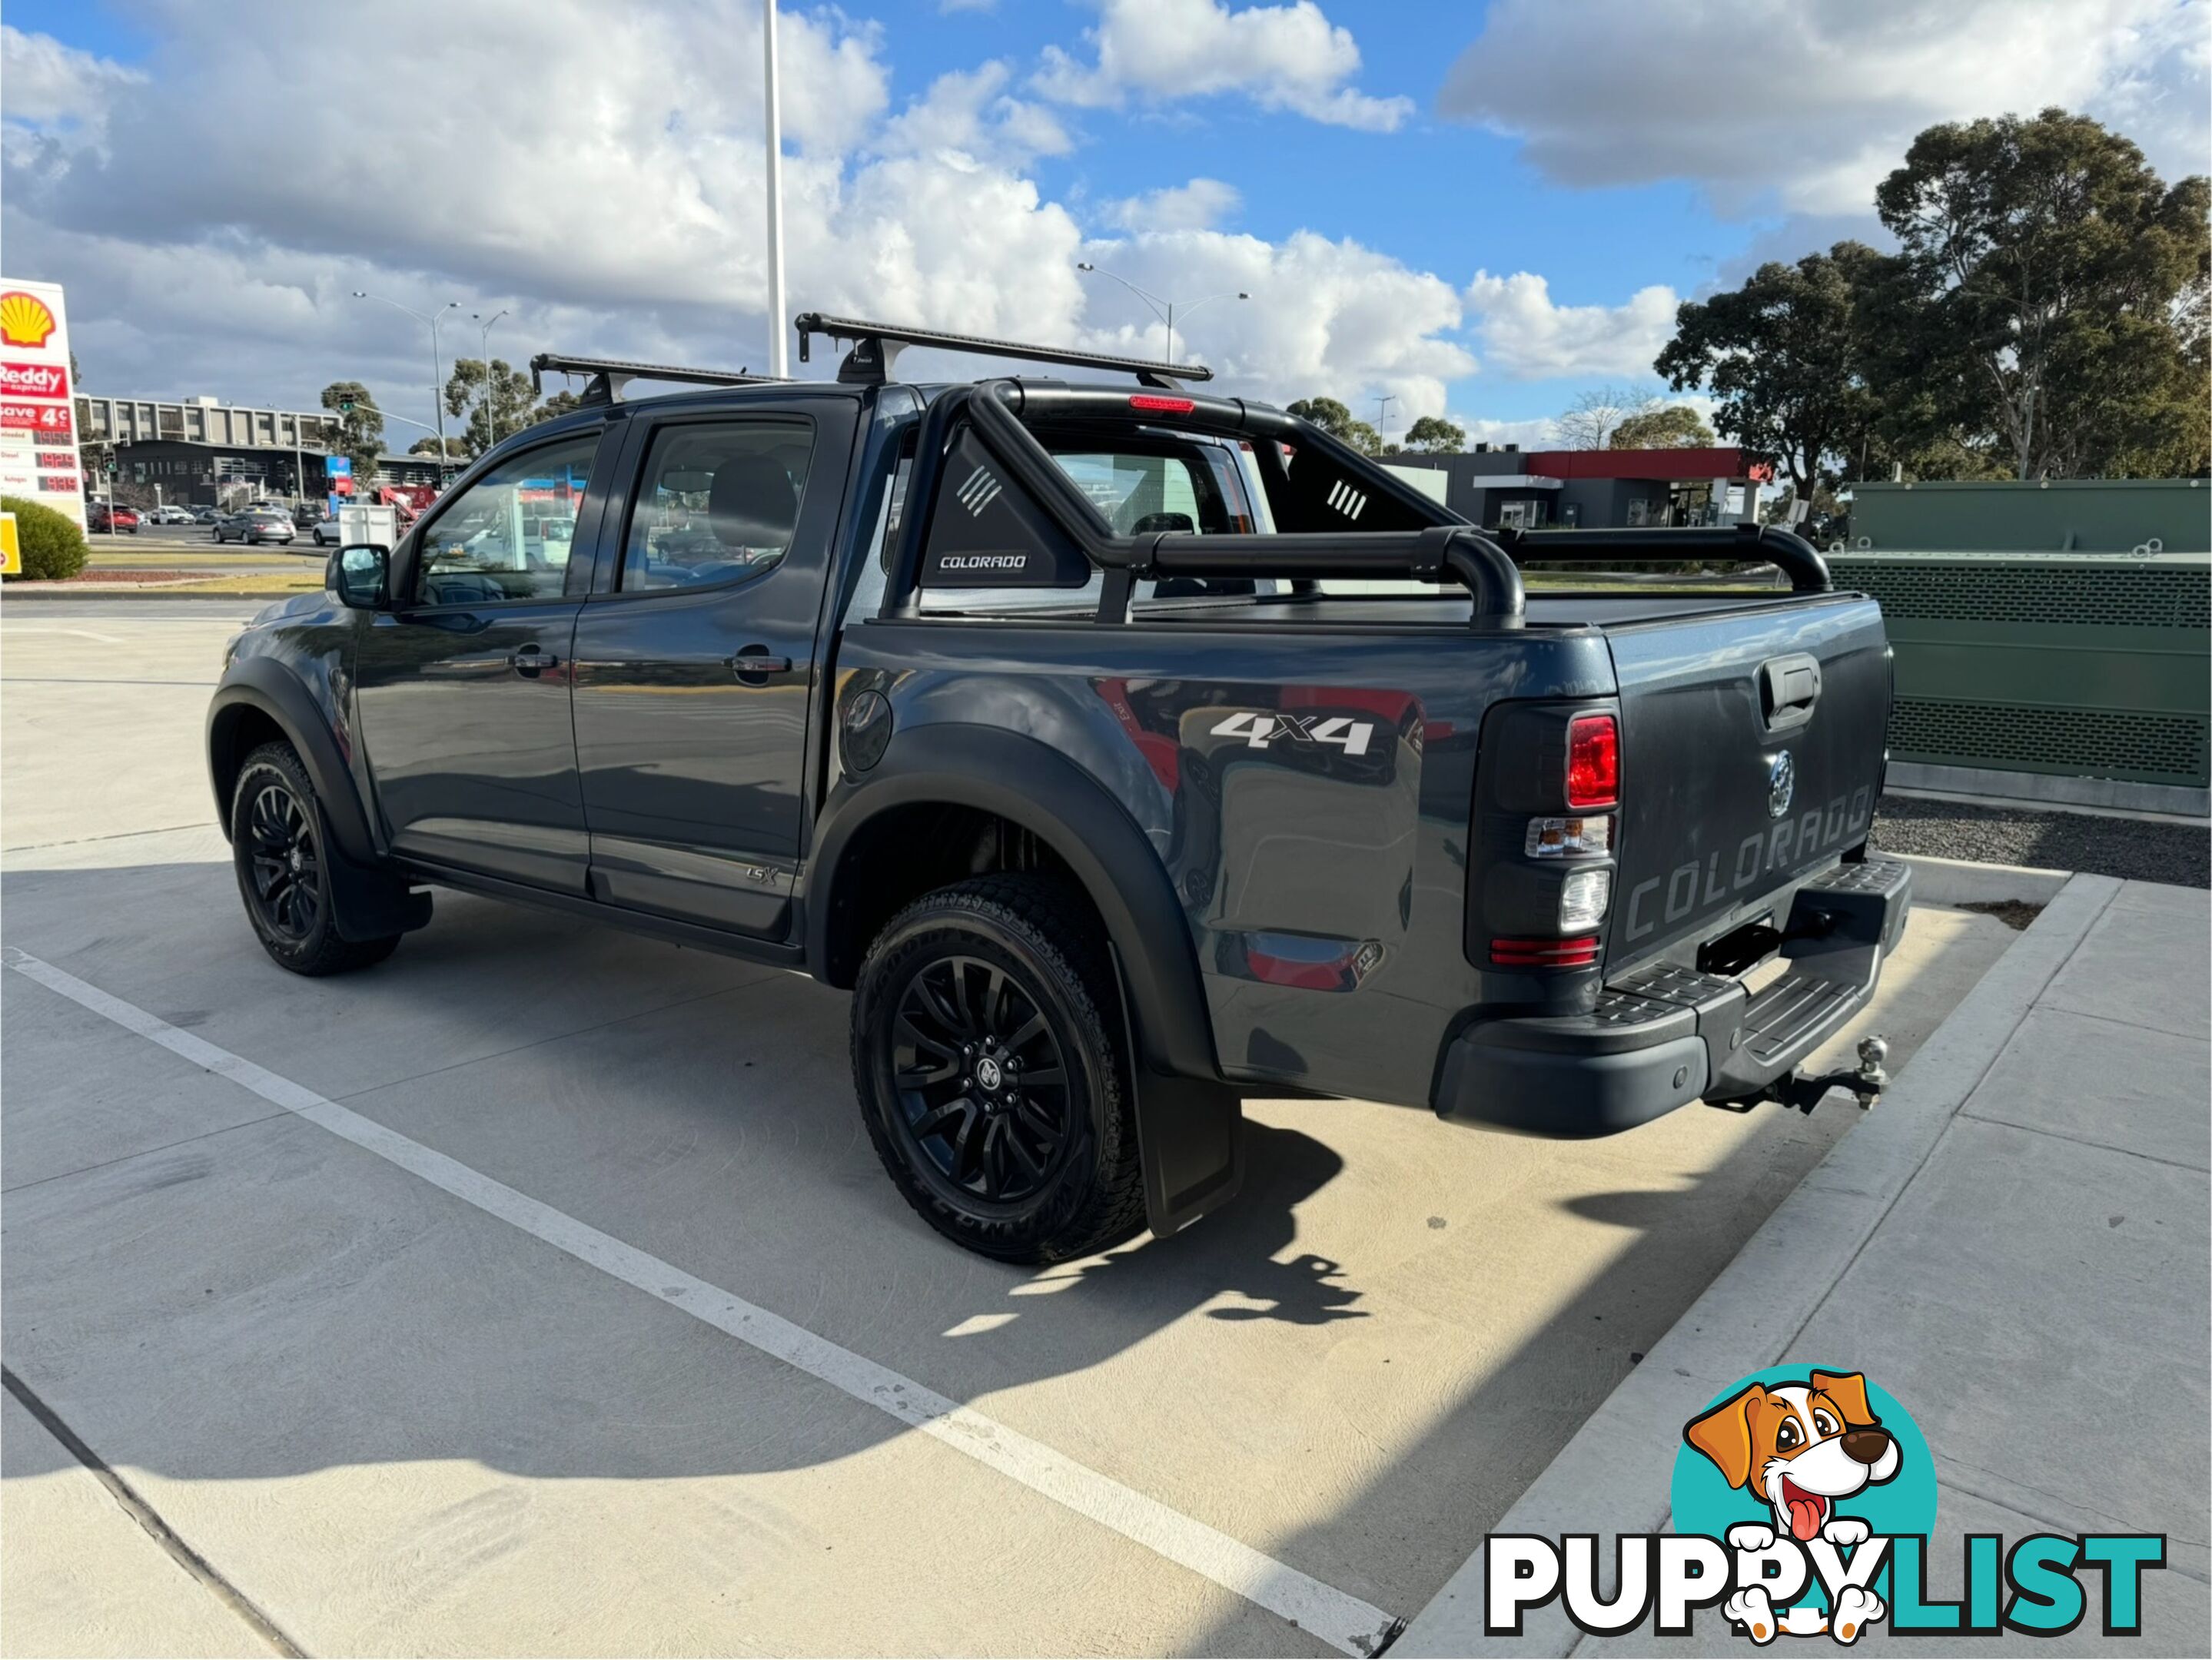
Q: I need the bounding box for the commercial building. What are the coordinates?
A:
[74,393,344,504]
[1380,445,1773,531]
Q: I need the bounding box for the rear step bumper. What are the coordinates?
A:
[1434,858,1912,1137]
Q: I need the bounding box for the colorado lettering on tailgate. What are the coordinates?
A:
[1624,785,1874,941]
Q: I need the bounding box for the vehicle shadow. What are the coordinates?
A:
[1,852,1879,1653]
[1,857,1368,1496]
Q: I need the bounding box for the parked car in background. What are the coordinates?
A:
[212,508,296,545]
[144,504,197,525]
[87,503,139,533]
[194,506,224,523]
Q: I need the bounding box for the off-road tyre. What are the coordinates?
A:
[852,874,1145,1263]
[231,740,401,976]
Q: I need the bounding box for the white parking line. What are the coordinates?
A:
[4,948,1402,1657]
[0,625,128,643]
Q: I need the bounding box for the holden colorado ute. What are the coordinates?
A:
[206,317,1907,1263]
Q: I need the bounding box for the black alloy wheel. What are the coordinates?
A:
[852,875,1144,1262]
[229,740,402,976]
[892,953,1073,1205]
[244,778,321,941]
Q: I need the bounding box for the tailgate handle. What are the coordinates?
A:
[1760,654,1822,732]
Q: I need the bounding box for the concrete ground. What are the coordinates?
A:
[1400,873,2210,1657]
[1,603,2017,1657]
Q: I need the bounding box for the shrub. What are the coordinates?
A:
[1,495,88,582]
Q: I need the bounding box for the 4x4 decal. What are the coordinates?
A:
[1210,710,1375,756]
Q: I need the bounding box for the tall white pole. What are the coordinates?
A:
[763,0,789,378]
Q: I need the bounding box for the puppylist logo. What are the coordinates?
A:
[1484,1367,2167,1645]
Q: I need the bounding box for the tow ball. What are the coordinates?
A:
[1769,1034,1890,1114]
[1721,1034,1891,1115]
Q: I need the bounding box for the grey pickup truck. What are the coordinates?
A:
[207,316,1908,1263]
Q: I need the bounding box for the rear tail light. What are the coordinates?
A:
[1128,393,1195,413]
[1492,935,1600,968]
[1559,868,1612,931]
[1525,815,1611,858]
[1566,713,1619,808]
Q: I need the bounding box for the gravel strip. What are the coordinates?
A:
[1874,794,2210,888]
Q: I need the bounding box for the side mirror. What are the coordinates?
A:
[332,543,390,609]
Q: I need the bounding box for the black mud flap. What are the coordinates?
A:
[326,841,433,942]
[1112,948,1243,1237]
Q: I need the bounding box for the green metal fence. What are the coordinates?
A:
[1848,478,2208,554]
[1828,550,2210,790]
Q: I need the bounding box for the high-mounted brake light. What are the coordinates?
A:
[1128,393,1196,413]
[1566,713,1619,808]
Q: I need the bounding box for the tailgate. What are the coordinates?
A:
[1606,596,1889,971]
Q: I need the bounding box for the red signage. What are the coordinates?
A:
[0,359,69,400]
[333,476,355,496]
[1,400,71,433]
[35,449,75,469]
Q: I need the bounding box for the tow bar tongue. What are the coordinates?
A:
[1752,1034,1891,1116]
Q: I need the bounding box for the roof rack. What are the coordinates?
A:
[528,352,787,407]
[792,313,1214,390]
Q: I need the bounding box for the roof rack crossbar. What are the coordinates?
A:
[792,312,1214,390]
[528,352,787,407]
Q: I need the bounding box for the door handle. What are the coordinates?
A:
[509,646,560,676]
[727,649,792,681]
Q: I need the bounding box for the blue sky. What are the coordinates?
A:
[3,1,2204,445]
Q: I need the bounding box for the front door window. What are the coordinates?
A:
[417,433,599,605]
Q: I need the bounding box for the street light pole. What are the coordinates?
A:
[762,0,789,378]
[1374,393,1397,442]
[1074,263,1247,364]
[269,403,307,508]
[473,309,511,446]
[351,291,460,469]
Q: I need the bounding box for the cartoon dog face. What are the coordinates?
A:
[1684,1371,1901,1542]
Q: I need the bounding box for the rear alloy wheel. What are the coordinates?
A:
[230,741,400,976]
[852,875,1144,1263]
[893,952,1072,1207]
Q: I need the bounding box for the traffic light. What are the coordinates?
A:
[337,396,356,413]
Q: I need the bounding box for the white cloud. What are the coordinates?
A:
[0,4,1463,437]
[1073,230,1474,415]
[1440,0,2210,215]
[0,24,145,124]
[873,61,1073,164]
[1034,0,1411,131]
[1104,177,1241,231]
[1462,271,1679,381]
[0,23,144,164]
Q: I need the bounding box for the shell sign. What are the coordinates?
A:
[0,291,58,350]
[0,277,84,533]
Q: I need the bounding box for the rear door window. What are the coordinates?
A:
[908,432,1266,615]
[620,420,814,592]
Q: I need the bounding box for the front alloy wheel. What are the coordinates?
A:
[229,739,402,977]
[244,779,321,940]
